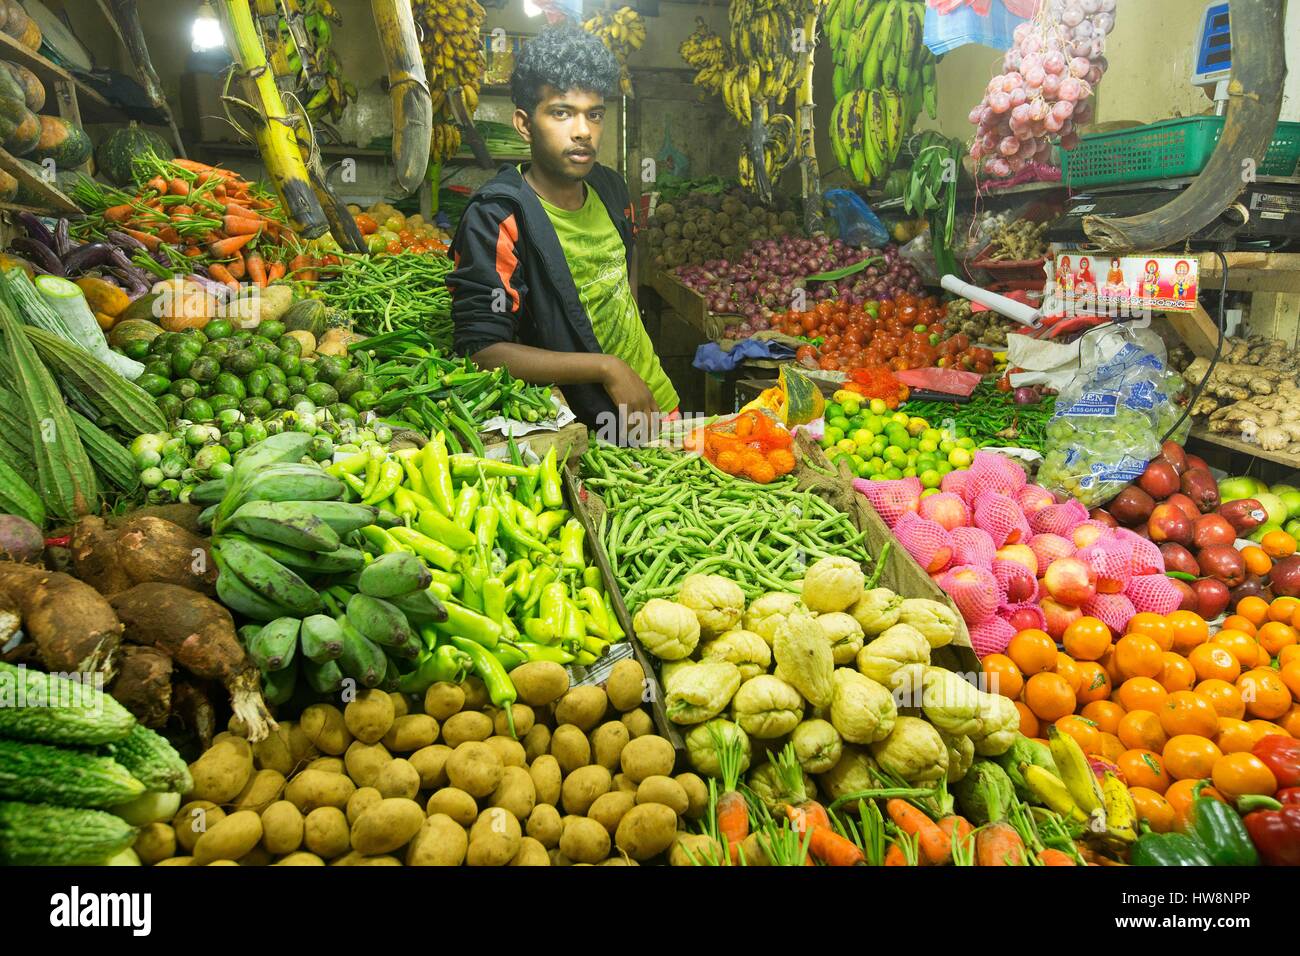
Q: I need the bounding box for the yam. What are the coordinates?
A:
[346,787,383,827]
[107,645,173,728]
[493,704,534,738]
[110,515,218,596]
[406,814,468,866]
[300,704,352,755]
[273,851,324,866]
[591,721,630,772]
[187,736,252,804]
[555,686,608,730]
[605,658,648,712]
[260,800,304,855]
[559,815,610,864]
[467,807,522,866]
[459,676,489,711]
[615,803,677,860]
[510,661,569,706]
[231,769,286,813]
[133,822,176,865]
[445,742,503,798]
[192,809,263,865]
[374,758,421,799]
[587,791,636,836]
[635,775,689,815]
[109,583,274,741]
[423,681,464,720]
[675,773,708,819]
[408,744,452,790]
[351,798,425,855]
[173,800,223,852]
[67,515,132,596]
[490,765,537,820]
[620,709,654,738]
[383,714,437,753]
[620,735,675,783]
[529,755,562,806]
[344,689,394,744]
[442,710,493,747]
[344,741,392,788]
[509,836,551,866]
[522,724,551,763]
[549,724,591,775]
[106,504,205,537]
[303,807,351,859]
[0,562,122,675]
[484,735,526,768]
[562,765,612,816]
[284,769,355,812]
[526,804,562,847]
[425,787,478,827]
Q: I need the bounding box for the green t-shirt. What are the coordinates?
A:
[535,185,679,414]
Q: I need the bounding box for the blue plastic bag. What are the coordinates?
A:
[824,189,890,248]
[924,2,1028,56]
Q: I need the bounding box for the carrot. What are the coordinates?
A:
[887,799,950,865]
[213,184,227,200]
[884,842,911,866]
[183,245,203,258]
[266,260,286,282]
[226,253,246,280]
[123,227,160,251]
[157,226,181,245]
[710,724,748,864]
[1037,848,1077,866]
[803,818,865,866]
[104,204,134,223]
[168,178,190,196]
[207,263,239,291]
[245,251,267,288]
[171,158,239,183]
[287,252,316,282]
[209,233,256,258]
[222,215,263,237]
[937,814,973,847]
[975,823,1026,866]
[146,176,168,195]
[171,205,194,218]
[223,202,265,220]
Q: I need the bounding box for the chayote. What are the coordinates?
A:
[830,669,897,745]
[665,660,742,725]
[730,674,804,739]
[699,629,772,681]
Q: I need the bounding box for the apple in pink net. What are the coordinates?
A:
[1006,604,1047,633]
[918,493,971,532]
[1016,484,1056,516]
[1072,522,1108,550]
[995,544,1039,577]
[1043,556,1097,606]
[1041,596,1084,639]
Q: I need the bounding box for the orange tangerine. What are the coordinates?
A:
[1257,621,1299,657]
[1129,787,1176,833]
[1278,705,1300,738]
[1114,633,1165,681]
[1115,676,1168,714]
[1215,717,1260,754]
[1062,616,1113,661]
[1167,778,1224,831]
[1238,668,1293,720]
[1081,699,1126,735]
[1168,610,1210,654]
[1248,719,1291,740]
[1118,748,1170,793]
[982,653,1024,700]
[1269,595,1300,623]
[1099,646,1124,686]
[1196,678,1246,719]
[1025,672,1076,722]
[1008,629,1058,676]
[1241,546,1273,578]
[1163,734,1223,780]
[1097,731,1127,763]
[1057,715,1102,755]
[1126,612,1173,651]
[1075,661,1112,705]
[1157,652,1197,693]
[1260,531,1297,560]
[1236,595,1271,629]
[1014,700,1040,738]
[1281,659,1300,701]
[1221,614,1257,637]
[1188,643,1241,683]
[1212,630,1263,670]
[1055,653,1084,695]
[1117,709,1168,752]
[1159,690,1221,738]
[1280,645,1300,668]
[1211,752,1278,799]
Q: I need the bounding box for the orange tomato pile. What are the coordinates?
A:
[702,409,796,484]
[983,596,1300,833]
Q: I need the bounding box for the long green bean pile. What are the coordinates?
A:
[581,443,873,610]
[319,253,454,346]
[904,381,1057,454]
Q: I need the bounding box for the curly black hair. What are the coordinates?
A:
[510,25,620,113]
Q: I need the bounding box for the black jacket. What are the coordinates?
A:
[448,162,638,428]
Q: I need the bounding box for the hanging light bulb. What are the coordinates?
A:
[192,0,223,53]
[522,0,544,18]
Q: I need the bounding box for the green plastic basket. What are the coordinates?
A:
[1062,116,1300,188]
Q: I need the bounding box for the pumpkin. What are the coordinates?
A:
[17,15,39,50]
[1,3,28,40]
[5,109,40,157]
[30,116,93,169]
[0,59,26,125]
[95,122,173,186]
[3,63,44,111]
[75,277,132,318]
[108,318,165,351]
[777,365,825,426]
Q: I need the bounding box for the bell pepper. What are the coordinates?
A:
[1188,782,1258,866]
[420,434,456,517]
[1253,735,1300,789]
[1129,827,1213,866]
[388,526,459,572]
[540,445,564,509]
[535,509,570,539]
[446,633,518,737]
[559,518,586,569]
[416,508,476,551]
[1240,794,1300,866]
[452,483,480,530]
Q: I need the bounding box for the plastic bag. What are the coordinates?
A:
[924,0,1031,56]
[824,189,890,248]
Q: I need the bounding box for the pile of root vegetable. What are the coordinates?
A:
[1180,336,1300,454]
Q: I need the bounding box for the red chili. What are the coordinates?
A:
[1253,736,1300,789]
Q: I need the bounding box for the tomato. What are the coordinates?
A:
[799,314,819,334]
[819,356,841,371]
[795,344,819,363]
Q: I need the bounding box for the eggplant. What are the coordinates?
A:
[108,263,150,298]
[17,212,55,248]
[186,273,233,302]
[10,236,65,276]
[62,242,118,275]
[105,229,147,253]
[53,219,72,259]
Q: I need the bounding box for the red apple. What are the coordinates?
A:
[1138,460,1180,500]
[1192,578,1231,621]
[1043,556,1098,607]
[1184,453,1210,472]
[1007,605,1047,633]
[1158,542,1200,577]
[1170,578,1200,613]
[1157,440,1188,475]
[1089,508,1119,528]
[1197,544,1246,588]
[1148,503,1193,546]
[1192,514,1237,549]
[1041,596,1084,639]
[996,544,1039,578]
[1165,493,1202,523]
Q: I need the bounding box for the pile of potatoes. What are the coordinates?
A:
[131,659,712,866]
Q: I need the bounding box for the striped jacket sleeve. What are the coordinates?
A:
[448,197,529,358]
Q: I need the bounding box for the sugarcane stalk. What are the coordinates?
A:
[795,12,825,236]
[372,0,433,195]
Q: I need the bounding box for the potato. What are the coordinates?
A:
[426,787,479,827]
[591,721,630,772]
[620,735,675,783]
[605,659,648,712]
[286,722,320,766]
[490,766,537,820]
[485,735,526,768]
[615,803,677,860]
[445,742,503,798]
[555,686,609,731]
[423,681,465,721]
[252,725,295,776]
[460,676,489,711]
[343,741,392,788]
[232,769,285,813]
[526,804,562,847]
[670,832,724,866]
[273,851,325,866]
[383,715,438,753]
[260,800,304,855]
[548,848,572,866]
[675,773,708,820]
[375,758,421,799]
[620,709,654,738]
[300,704,352,755]
[206,860,240,866]
[346,787,383,827]
[192,809,263,865]
[509,836,551,866]
[522,724,552,763]
[612,773,639,795]
[305,757,345,774]
[529,755,562,806]
[510,661,569,706]
[532,703,556,727]
[173,801,224,852]
[493,704,535,738]
[587,791,636,836]
[549,724,591,775]
[600,856,639,866]
[330,851,402,866]
[408,744,453,790]
[304,807,351,859]
[559,815,610,864]
[134,822,176,865]
[341,689,393,744]
[406,814,468,866]
[636,775,689,815]
[187,737,253,804]
[155,857,193,866]
[739,832,769,866]
[237,845,274,865]
[562,765,612,816]
[442,711,493,748]
[467,807,522,866]
[351,798,425,855]
[284,769,356,812]
[389,692,410,718]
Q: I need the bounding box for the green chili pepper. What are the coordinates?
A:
[513,498,540,537]
[524,566,556,614]
[573,649,598,666]
[516,641,574,664]
[496,505,549,556]
[540,583,568,633]
[501,559,528,585]
[428,568,461,595]
[360,456,381,501]
[391,486,421,521]
[482,577,508,625]
[359,525,405,555]
[396,447,431,498]
[453,483,480,531]
[420,433,455,517]
[446,633,517,737]
[562,601,585,642]
[512,563,533,602]
[582,566,604,594]
[474,506,499,554]
[559,518,586,569]
[603,594,625,641]
[460,560,486,612]
[340,471,368,500]
[490,641,528,670]
[362,459,404,506]
[416,508,476,551]
[577,633,608,657]
[538,446,564,510]
[450,455,538,482]
[523,618,557,644]
[434,601,501,648]
[387,525,459,571]
[536,509,570,539]
[327,449,371,477]
[397,643,472,694]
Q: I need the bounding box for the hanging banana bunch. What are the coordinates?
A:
[680,17,725,94]
[372,0,433,194]
[583,6,645,98]
[412,0,486,162]
[824,0,938,187]
[256,0,357,122]
[738,111,797,191]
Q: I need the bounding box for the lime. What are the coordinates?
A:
[885,447,906,465]
[922,428,943,443]
[869,474,888,482]
[863,459,881,476]
[851,428,874,448]
[869,398,888,415]
[902,467,917,478]
[870,457,886,473]
[920,469,942,488]
[937,461,954,475]
[842,400,861,418]
[949,447,974,468]
[918,438,938,453]
[920,487,942,499]
[883,466,904,480]
[957,436,977,450]
[836,438,858,455]
[907,417,927,436]
[823,426,844,446]
[826,403,844,420]
[829,416,851,434]
[891,412,910,427]
[855,459,873,479]
[939,439,955,454]
[866,415,886,434]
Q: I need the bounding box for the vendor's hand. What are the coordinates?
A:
[601,356,659,444]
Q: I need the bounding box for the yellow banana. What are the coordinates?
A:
[1101,772,1138,845]
[1023,764,1090,825]
[1048,725,1106,820]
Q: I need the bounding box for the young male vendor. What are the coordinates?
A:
[448,25,678,440]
